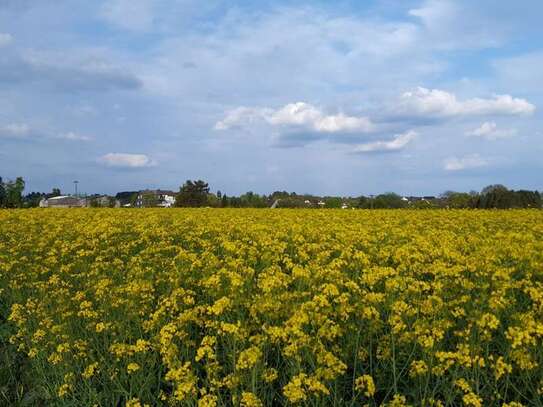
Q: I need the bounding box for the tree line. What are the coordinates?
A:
[0,177,26,208]
[0,176,62,208]
[170,180,542,209]
[1,176,542,209]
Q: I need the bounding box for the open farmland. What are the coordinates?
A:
[1,209,543,406]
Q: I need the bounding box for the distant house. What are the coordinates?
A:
[136,190,177,208]
[39,195,87,208]
[91,195,121,208]
[115,191,138,206]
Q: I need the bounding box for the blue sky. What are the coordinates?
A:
[1,0,542,196]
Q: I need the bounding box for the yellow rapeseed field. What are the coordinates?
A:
[1,209,543,406]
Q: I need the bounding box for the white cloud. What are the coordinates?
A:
[466,122,517,140]
[0,33,13,47]
[353,130,417,153]
[214,107,273,130]
[215,102,374,134]
[409,1,455,22]
[56,132,93,141]
[215,89,533,144]
[100,0,155,31]
[0,123,31,138]
[268,103,374,133]
[443,154,488,171]
[143,6,448,105]
[98,153,155,168]
[408,0,504,50]
[397,87,535,118]
[266,103,322,127]
[0,125,95,142]
[2,49,142,91]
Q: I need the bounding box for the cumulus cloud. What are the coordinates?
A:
[397,87,535,118]
[0,33,13,47]
[2,1,542,193]
[214,107,273,131]
[466,122,517,140]
[0,123,31,138]
[56,132,93,141]
[352,130,416,154]
[443,154,488,171]
[215,102,374,134]
[268,103,374,133]
[98,153,155,168]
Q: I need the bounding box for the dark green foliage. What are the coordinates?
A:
[440,191,477,209]
[115,191,138,206]
[239,192,268,208]
[276,197,307,208]
[0,176,541,210]
[371,193,407,209]
[175,180,210,207]
[48,188,61,198]
[357,196,369,208]
[0,177,6,208]
[474,185,541,209]
[140,191,159,208]
[23,192,45,208]
[2,177,25,208]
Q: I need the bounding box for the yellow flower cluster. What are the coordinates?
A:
[355,374,376,397]
[1,208,543,405]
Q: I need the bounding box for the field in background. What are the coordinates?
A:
[1,209,543,406]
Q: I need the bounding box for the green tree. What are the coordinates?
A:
[481,184,508,195]
[372,193,407,209]
[24,192,45,208]
[240,191,267,208]
[48,188,61,198]
[175,180,210,207]
[440,191,474,208]
[221,194,228,208]
[324,197,342,208]
[140,191,159,208]
[89,197,100,208]
[5,177,25,208]
[0,177,5,207]
[476,185,512,209]
[207,193,220,208]
[276,197,305,208]
[228,197,238,207]
[115,191,138,207]
[357,196,369,208]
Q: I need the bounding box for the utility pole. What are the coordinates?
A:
[74,180,79,197]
